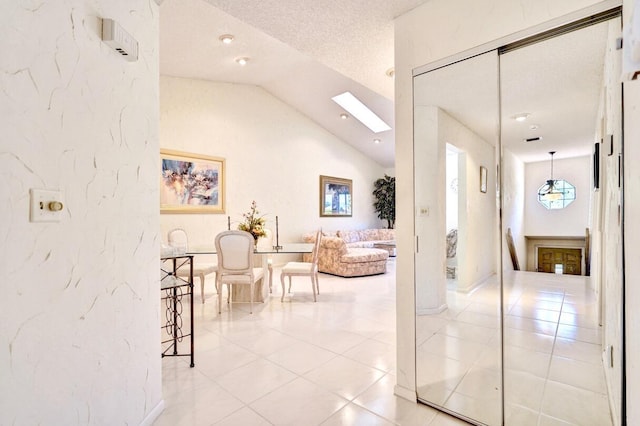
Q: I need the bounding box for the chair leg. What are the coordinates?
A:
[288,276,292,293]
[315,273,320,294]
[200,273,206,304]
[249,282,253,314]
[268,263,273,293]
[280,272,286,302]
[311,275,317,302]
[217,278,222,314]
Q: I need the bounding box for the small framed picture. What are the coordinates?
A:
[480,166,488,193]
[319,175,352,217]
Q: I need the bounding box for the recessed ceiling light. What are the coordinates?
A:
[340,113,349,120]
[513,113,530,122]
[331,92,391,133]
[374,138,381,144]
[530,124,540,130]
[235,57,249,66]
[386,67,395,78]
[219,34,234,44]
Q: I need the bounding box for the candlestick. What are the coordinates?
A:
[273,215,282,250]
[227,216,230,231]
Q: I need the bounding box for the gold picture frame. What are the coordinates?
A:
[160,149,225,214]
[320,175,352,217]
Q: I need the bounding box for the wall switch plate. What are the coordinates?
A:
[102,18,139,62]
[417,206,430,217]
[30,189,64,222]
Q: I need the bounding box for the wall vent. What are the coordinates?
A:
[524,136,543,142]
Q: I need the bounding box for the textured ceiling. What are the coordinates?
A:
[160,1,612,168]
[160,0,434,168]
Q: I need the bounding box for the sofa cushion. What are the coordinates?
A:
[360,229,381,241]
[377,229,395,240]
[340,248,388,264]
[337,230,362,243]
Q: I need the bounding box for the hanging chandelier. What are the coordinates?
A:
[537,151,576,209]
[538,151,558,198]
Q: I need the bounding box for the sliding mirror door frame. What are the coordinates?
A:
[499,10,624,426]
[412,6,625,425]
[413,50,502,425]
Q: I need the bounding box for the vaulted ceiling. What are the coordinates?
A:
[159,0,435,168]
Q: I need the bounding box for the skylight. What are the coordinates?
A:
[331,92,391,133]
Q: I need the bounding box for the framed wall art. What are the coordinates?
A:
[319,175,352,217]
[160,149,225,213]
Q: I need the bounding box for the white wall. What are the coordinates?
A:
[439,110,497,292]
[446,147,459,232]
[524,156,591,236]
[394,0,621,403]
[159,76,386,257]
[0,1,161,425]
[502,149,526,271]
[622,23,640,426]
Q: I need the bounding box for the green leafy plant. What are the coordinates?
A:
[372,174,395,229]
[238,200,267,242]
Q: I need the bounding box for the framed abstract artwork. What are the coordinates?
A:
[319,175,352,217]
[160,149,225,213]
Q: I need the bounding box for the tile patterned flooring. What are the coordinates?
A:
[155,259,468,425]
[156,261,613,425]
[417,271,612,426]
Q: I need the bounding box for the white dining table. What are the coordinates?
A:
[187,243,314,303]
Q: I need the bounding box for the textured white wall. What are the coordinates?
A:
[524,156,591,237]
[0,1,161,425]
[394,0,620,402]
[159,76,387,256]
[502,149,526,271]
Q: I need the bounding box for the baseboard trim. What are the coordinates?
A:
[140,399,165,426]
[416,303,447,315]
[394,384,417,402]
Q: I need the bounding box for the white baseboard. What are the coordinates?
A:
[140,399,165,426]
[416,303,447,315]
[394,384,417,402]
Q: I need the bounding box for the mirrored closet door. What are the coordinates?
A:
[414,51,502,425]
[414,9,624,426]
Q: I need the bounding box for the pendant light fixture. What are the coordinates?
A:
[536,151,576,210]
[538,151,557,196]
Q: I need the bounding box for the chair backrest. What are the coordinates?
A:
[215,230,255,273]
[311,230,322,267]
[168,228,189,252]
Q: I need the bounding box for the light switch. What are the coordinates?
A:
[417,206,430,217]
[30,189,64,222]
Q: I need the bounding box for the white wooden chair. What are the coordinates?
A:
[215,230,264,314]
[168,228,217,304]
[280,230,321,302]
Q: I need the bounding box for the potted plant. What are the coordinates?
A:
[372,174,395,229]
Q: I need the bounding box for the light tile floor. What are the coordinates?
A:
[417,271,613,426]
[155,259,468,426]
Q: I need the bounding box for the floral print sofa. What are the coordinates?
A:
[302,229,394,277]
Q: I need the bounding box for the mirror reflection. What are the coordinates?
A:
[500,17,622,426]
[414,51,502,425]
[414,13,623,426]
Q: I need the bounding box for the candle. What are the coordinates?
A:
[227,216,230,230]
[275,215,279,247]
